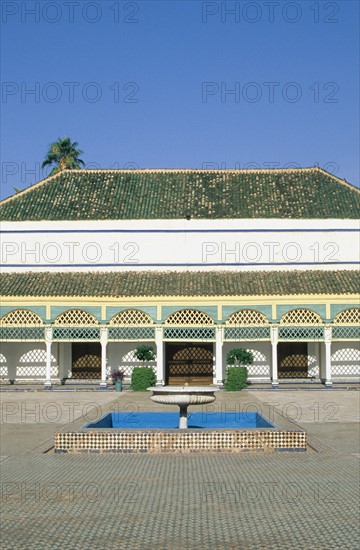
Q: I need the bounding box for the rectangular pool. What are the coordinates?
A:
[84,411,276,429]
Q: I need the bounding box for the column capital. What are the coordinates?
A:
[324,325,332,343]
[45,326,52,343]
[100,326,108,344]
[270,325,278,344]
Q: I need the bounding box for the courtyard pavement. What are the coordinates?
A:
[0,388,359,549]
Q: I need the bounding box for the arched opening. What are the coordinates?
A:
[278,308,322,379]
[165,343,214,385]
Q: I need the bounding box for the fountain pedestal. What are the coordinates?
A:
[148,386,219,429]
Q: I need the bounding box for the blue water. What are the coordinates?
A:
[84,412,276,429]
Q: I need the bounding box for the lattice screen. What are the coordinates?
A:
[278,353,311,378]
[109,310,154,325]
[108,326,155,340]
[280,354,308,367]
[278,326,324,340]
[332,326,360,340]
[280,309,322,325]
[52,327,100,340]
[72,354,101,379]
[0,309,42,326]
[169,347,214,377]
[331,347,360,377]
[224,326,270,340]
[225,310,269,325]
[334,308,360,324]
[164,327,215,340]
[164,309,215,325]
[54,310,99,326]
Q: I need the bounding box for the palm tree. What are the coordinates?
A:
[41,137,85,175]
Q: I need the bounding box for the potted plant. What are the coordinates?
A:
[112,369,125,392]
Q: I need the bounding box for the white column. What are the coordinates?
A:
[271,326,279,388]
[44,327,52,389]
[215,326,224,386]
[100,327,107,387]
[324,326,332,387]
[156,327,164,386]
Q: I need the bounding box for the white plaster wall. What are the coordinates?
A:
[59,342,72,379]
[1,219,358,271]
[308,342,320,378]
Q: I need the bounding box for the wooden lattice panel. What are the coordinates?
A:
[278,353,309,378]
[172,346,214,361]
[0,309,42,326]
[334,308,360,324]
[280,354,308,368]
[164,309,215,326]
[109,309,154,325]
[72,354,101,379]
[226,309,269,325]
[54,310,99,326]
[280,309,322,325]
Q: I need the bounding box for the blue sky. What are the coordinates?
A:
[1,0,359,199]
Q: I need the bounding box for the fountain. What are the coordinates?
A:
[148,385,219,428]
[54,385,307,453]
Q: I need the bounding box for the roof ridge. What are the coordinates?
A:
[315,167,360,193]
[0,169,68,205]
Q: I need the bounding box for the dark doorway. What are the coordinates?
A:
[165,343,214,385]
[71,342,101,379]
[278,342,309,378]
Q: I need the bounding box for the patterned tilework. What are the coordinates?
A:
[1,168,359,220]
[1,269,359,298]
[54,429,306,453]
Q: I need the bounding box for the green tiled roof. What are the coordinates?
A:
[1,270,358,297]
[1,168,359,220]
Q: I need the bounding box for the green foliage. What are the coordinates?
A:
[224,348,252,391]
[42,137,85,175]
[224,367,248,391]
[133,344,156,362]
[226,348,253,366]
[131,367,156,392]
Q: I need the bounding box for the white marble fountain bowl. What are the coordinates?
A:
[148,386,220,428]
[148,386,219,406]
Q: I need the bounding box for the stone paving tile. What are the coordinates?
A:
[248,390,360,424]
[1,452,359,550]
[1,390,359,549]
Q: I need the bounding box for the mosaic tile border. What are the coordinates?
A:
[54,429,306,453]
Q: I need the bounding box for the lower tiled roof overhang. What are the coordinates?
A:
[0,270,359,298]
